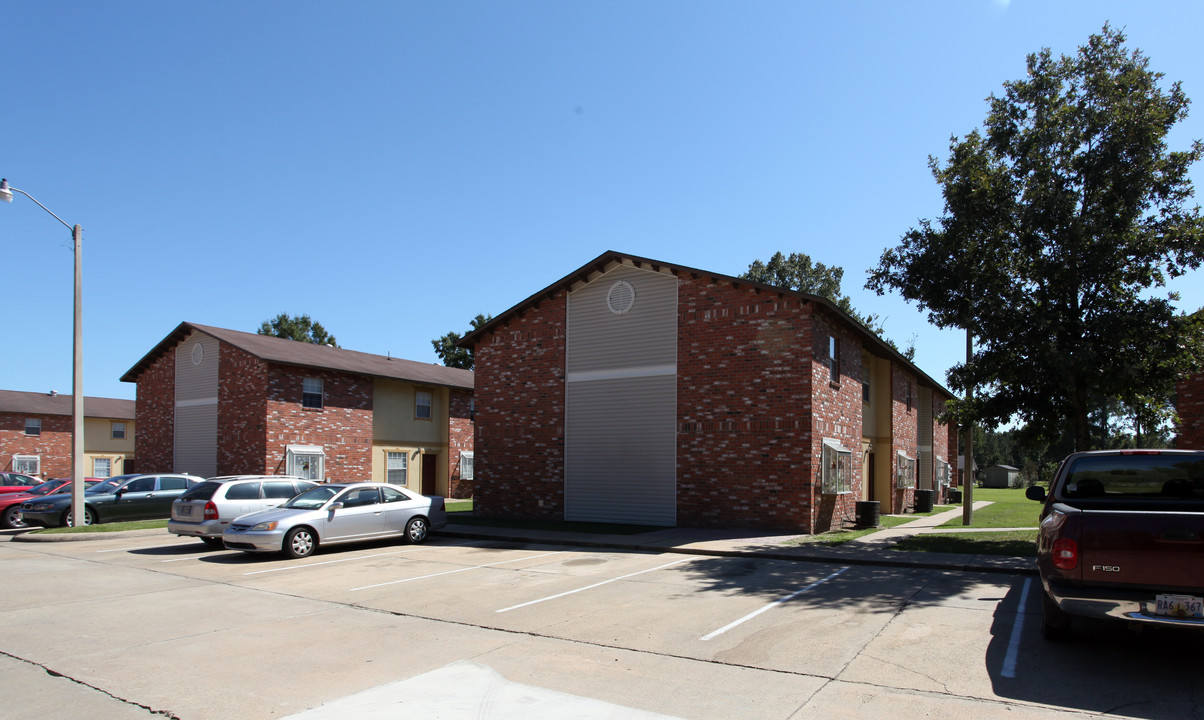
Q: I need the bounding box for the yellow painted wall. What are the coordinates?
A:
[83,416,135,477]
[370,380,451,494]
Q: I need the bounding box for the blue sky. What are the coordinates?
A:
[4,1,1203,402]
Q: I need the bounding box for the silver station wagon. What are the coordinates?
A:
[222,482,447,558]
[169,476,317,546]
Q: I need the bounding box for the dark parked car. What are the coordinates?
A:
[21,473,205,527]
[1027,449,1204,640]
[0,479,100,529]
[0,472,43,495]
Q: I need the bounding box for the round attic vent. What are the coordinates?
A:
[607,280,636,315]
[191,342,205,366]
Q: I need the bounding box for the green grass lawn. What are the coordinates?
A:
[786,506,953,547]
[892,530,1038,557]
[940,487,1043,528]
[36,519,168,534]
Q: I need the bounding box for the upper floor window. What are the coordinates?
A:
[415,391,433,420]
[302,378,324,409]
[25,418,41,436]
[111,422,127,440]
[828,336,840,384]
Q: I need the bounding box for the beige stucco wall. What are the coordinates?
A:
[83,416,135,477]
[370,380,451,494]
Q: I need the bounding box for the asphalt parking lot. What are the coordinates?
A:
[2,529,1202,719]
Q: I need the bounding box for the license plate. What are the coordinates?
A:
[178,506,192,516]
[1155,594,1204,618]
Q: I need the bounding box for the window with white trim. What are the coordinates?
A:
[386,451,408,485]
[459,451,474,481]
[302,378,324,409]
[111,422,126,440]
[896,453,917,489]
[936,459,952,487]
[25,418,41,436]
[415,391,433,420]
[821,440,852,495]
[93,458,112,478]
[286,445,325,481]
[13,455,39,474]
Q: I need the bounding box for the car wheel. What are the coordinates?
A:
[405,516,429,544]
[200,536,224,547]
[284,527,317,558]
[1041,591,1072,641]
[1,505,25,529]
[62,507,97,527]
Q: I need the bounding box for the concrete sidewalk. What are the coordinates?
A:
[440,501,1036,576]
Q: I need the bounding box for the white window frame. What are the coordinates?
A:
[821,439,852,495]
[111,422,127,440]
[386,451,408,485]
[302,378,324,409]
[93,458,112,478]
[896,452,917,489]
[286,445,325,481]
[415,391,433,420]
[936,459,951,487]
[459,451,474,481]
[13,455,39,474]
[25,418,41,436]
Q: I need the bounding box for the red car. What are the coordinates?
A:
[0,479,100,529]
[0,472,43,495]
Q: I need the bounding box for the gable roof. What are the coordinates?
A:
[460,250,951,397]
[121,322,473,391]
[0,389,135,419]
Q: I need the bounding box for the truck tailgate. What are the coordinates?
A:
[1081,509,1204,590]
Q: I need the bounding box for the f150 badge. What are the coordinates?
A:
[1093,565,1121,572]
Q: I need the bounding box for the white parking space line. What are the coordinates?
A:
[497,557,694,613]
[1001,577,1033,678]
[240,540,478,575]
[96,542,190,553]
[350,551,564,591]
[700,566,848,641]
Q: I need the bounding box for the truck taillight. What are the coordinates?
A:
[204,502,219,521]
[1052,538,1078,570]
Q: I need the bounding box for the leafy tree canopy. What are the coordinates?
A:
[257,313,338,347]
[743,251,914,359]
[867,25,1204,451]
[432,314,492,370]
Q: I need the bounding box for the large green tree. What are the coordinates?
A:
[867,25,1204,451]
[257,313,338,347]
[431,313,492,370]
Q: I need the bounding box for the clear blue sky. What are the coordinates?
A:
[4,1,1203,402]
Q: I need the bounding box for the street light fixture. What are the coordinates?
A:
[0,178,86,527]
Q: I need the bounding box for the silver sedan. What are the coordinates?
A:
[222,482,447,558]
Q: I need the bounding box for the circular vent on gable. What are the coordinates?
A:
[607,280,636,315]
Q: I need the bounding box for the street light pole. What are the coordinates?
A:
[0,178,86,527]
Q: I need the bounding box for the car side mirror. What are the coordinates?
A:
[1025,485,1047,502]
[329,501,344,511]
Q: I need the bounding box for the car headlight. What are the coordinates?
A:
[30,503,54,512]
[251,521,279,531]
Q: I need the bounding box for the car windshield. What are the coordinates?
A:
[281,486,341,509]
[87,479,124,494]
[1063,453,1204,500]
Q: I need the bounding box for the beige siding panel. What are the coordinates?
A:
[565,266,677,526]
[565,375,676,525]
[174,331,219,477]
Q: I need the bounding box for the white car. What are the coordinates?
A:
[222,482,447,558]
[169,476,317,546]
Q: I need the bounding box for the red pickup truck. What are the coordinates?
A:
[1026,449,1204,640]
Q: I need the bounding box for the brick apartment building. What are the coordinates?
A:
[0,389,136,479]
[1177,370,1204,449]
[461,251,957,534]
[121,323,474,497]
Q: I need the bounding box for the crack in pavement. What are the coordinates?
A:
[0,649,182,719]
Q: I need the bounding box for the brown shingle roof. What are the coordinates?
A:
[121,323,473,391]
[0,389,135,419]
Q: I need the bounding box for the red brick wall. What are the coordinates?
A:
[135,348,176,473]
[447,389,475,498]
[890,365,921,513]
[0,412,71,477]
[218,344,269,475]
[472,292,568,520]
[263,365,374,480]
[1177,372,1204,449]
[676,276,817,533]
[810,311,865,533]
